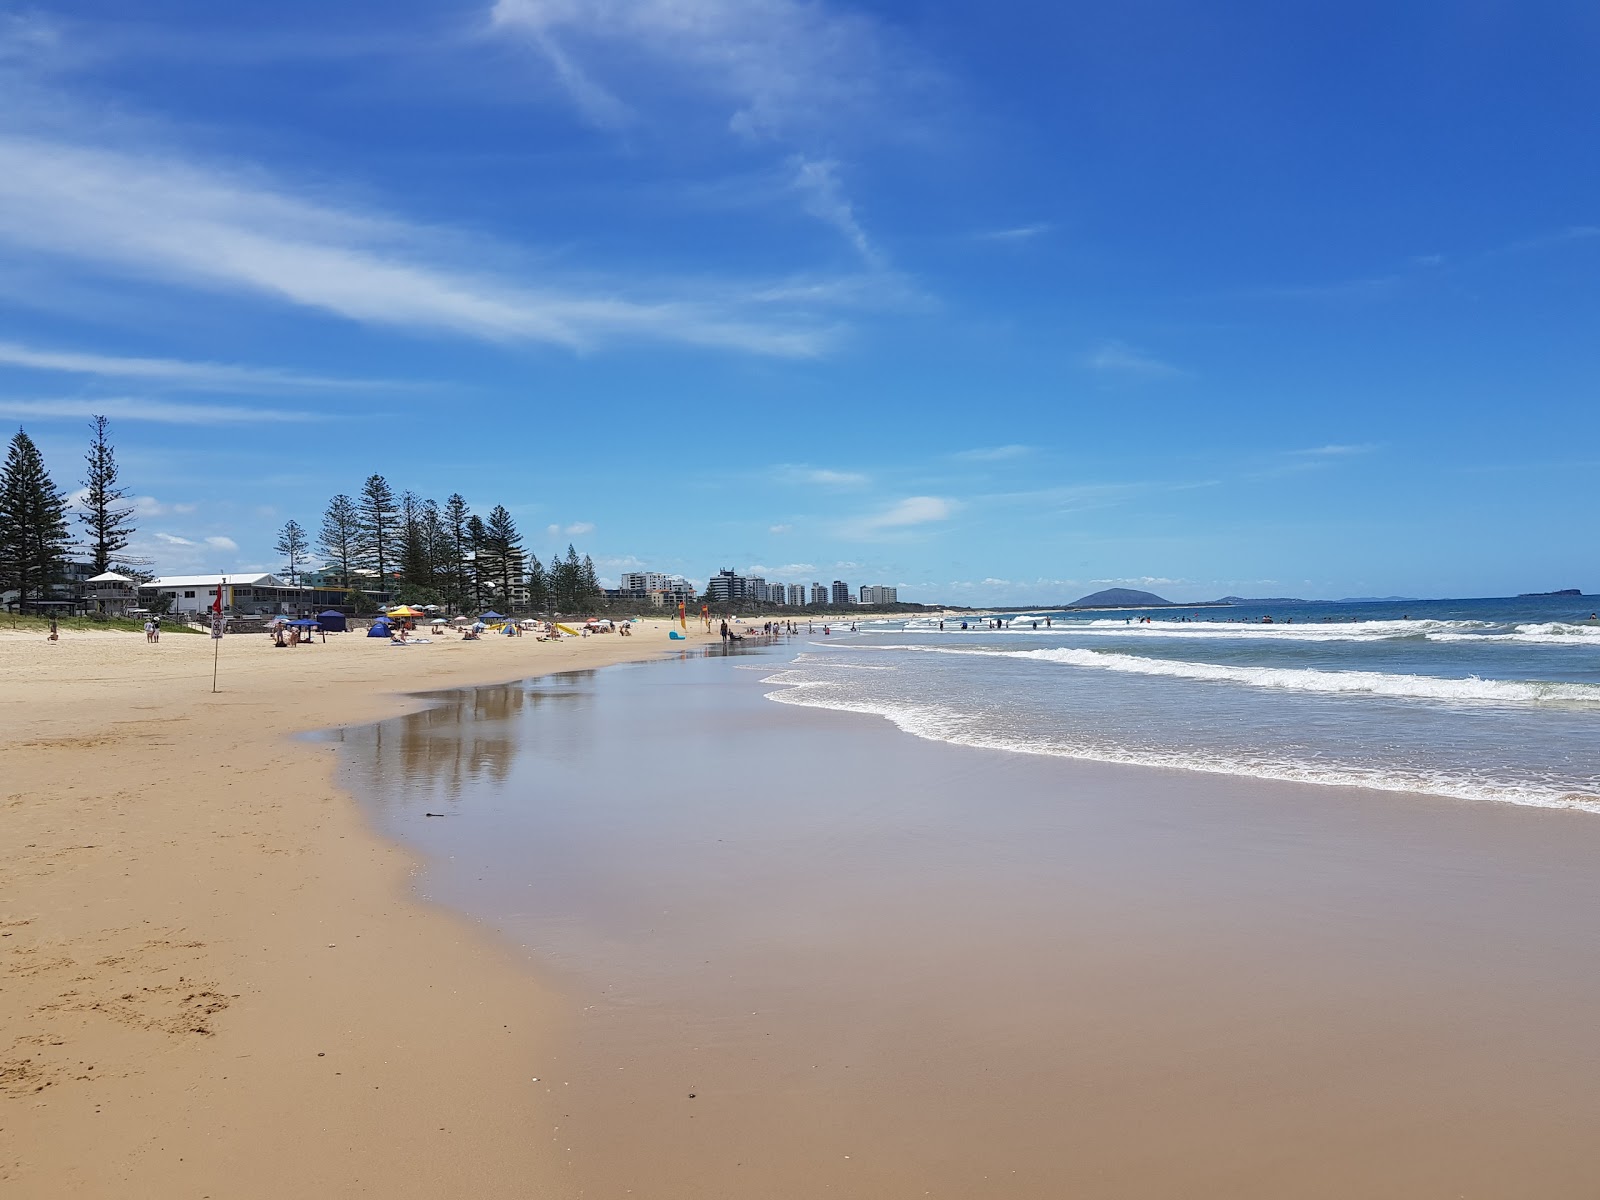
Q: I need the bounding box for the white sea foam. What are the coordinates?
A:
[886,617,1600,645]
[759,670,1600,813]
[864,643,1600,706]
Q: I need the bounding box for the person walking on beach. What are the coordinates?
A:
[144,618,155,643]
[720,619,729,643]
[151,617,160,642]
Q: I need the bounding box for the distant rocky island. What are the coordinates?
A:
[1068,588,1173,609]
[1212,595,1308,605]
[1519,588,1583,597]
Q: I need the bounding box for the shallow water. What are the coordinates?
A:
[786,596,1600,811]
[331,646,1600,1198]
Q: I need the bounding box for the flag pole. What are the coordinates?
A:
[211,577,225,693]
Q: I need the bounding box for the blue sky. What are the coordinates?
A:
[1,1,1595,603]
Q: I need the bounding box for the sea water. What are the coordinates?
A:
[763,596,1600,812]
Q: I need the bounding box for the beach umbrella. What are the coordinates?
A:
[388,605,424,617]
[452,615,471,623]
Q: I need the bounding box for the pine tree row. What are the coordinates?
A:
[1,419,137,609]
[296,475,603,613]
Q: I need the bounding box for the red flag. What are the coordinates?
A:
[212,581,224,614]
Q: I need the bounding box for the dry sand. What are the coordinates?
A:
[0,618,712,1197]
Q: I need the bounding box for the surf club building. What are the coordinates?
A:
[140,573,355,617]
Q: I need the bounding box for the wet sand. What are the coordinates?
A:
[0,619,717,1198]
[338,643,1600,1198]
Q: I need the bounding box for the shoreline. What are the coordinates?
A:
[332,647,1600,1197]
[1,619,717,1197]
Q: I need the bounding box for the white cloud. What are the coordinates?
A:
[204,535,239,552]
[133,495,198,517]
[776,464,869,488]
[790,156,880,266]
[952,444,1032,462]
[1085,340,1184,379]
[489,1,916,260]
[489,0,914,145]
[1292,443,1378,457]
[155,532,197,546]
[842,495,956,538]
[0,395,321,424]
[869,496,953,527]
[975,223,1051,242]
[745,562,816,578]
[768,523,791,534]
[0,340,392,392]
[545,521,594,539]
[0,134,832,358]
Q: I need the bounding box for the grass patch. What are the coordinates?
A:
[1,613,204,635]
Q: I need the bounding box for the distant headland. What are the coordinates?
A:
[1519,588,1583,597]
[1068,588,1173,608]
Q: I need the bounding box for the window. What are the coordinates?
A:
[184,591,196,598]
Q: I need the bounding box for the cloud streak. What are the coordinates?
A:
[1085,341,1185,380]
[489,0,914,145]
[0,134,834,358]
[0,340,393,391]
[0,395,321,424]
[776,464,869,488]
[842,495,956,538]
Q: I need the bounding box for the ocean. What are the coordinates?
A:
[763,595,1600,812]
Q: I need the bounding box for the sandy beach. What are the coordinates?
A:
[0,618,713,1197]
[9,616,1600,1198]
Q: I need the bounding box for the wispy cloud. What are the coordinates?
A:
[1292,443,1378,457]
[975,223,1051,243]
[952,444,1032,462]
[545,521,595,538]
[746,562,815,578]
[0,134,834,357]
[133,495,198,517]
[0,340,394,391]
[775,464,869,488]
[488,1,920,265]
[842,495,956,538]
[205,535,238,552]
[0,396,321,424]
[489,0,921,145]
[768,523,792,534]
[790,156,881,266]
[1085,341,1184,380]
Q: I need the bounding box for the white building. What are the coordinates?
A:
[859,584,898,605]
[787,583,806,606]
[810,583,828,605]
[141,573,350,616]
[619,571,671,594]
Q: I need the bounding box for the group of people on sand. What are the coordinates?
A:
[718,618,805,643]
[271,621,322,647]
[143,617,161,643]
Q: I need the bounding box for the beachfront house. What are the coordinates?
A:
[85,571,140,615]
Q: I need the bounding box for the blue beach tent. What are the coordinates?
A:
[367,619,392,638]
[317,610,347,632]
[480,610,507,623]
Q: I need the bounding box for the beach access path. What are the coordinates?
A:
[0,618,714,1198]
